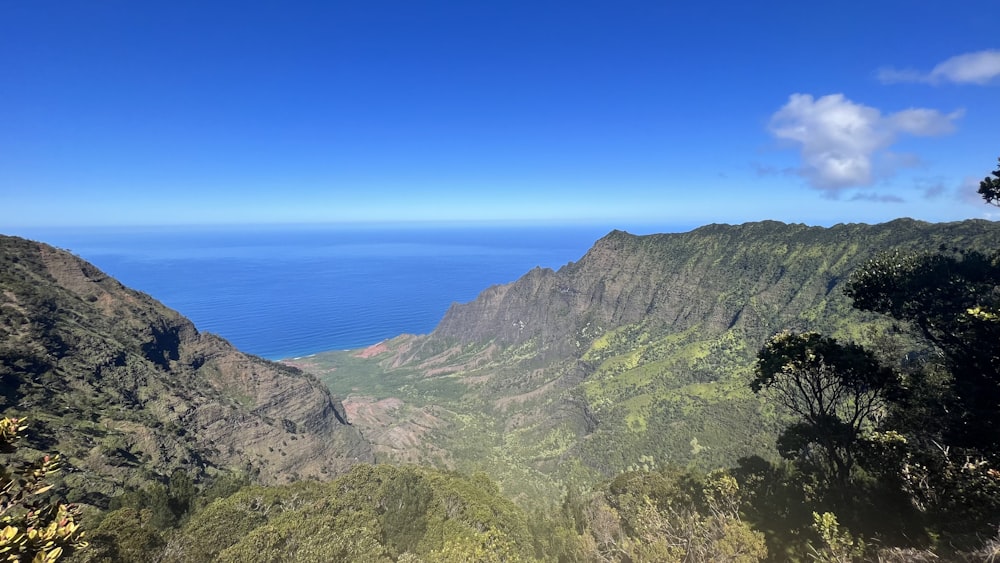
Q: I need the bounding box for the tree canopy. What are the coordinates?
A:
[979,155,1000,207]
[752,332,893,489]
[845,249,1000,451]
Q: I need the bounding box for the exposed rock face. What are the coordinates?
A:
[0,235,372,505]
[432,219,1000,352]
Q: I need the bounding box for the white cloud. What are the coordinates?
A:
[768,93,961,191]
[877,49,1000,85]
[889,107,965,135]
[932,50,1000,84]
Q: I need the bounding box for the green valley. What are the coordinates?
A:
[2,214,1000,561]
[298,219,1000,504]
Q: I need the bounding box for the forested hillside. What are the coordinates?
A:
[302,219,1000,503]
[290,215,1000,559]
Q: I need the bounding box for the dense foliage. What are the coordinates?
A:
[843,246,1000,547]
[0,417,87,562]
[71,463,772,562]
[734,158,1000,559]
[979,156,1000,206]
[752,332,893,490]
[847,248,1000,452]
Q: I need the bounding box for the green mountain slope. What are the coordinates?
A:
[296,219,1000,505]
[155,464,535,562]
[0,235,373,507]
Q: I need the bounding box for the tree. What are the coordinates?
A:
[979,156,1000,207]
[844,248,1000,542]
[845,249,1000,451]
[835,164,1000,542]
[751,332,894,490]
[0,416,87,562]
[571,468,767,562]
[81,508,165,563]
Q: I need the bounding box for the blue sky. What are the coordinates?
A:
[2,0,999,229]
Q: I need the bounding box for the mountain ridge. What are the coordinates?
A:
[301,218,1000,504]
[0,234,373,506]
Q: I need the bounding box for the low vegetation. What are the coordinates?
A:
[0,417,87,562]
[71,463,769,562]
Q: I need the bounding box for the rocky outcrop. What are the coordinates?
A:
[0,235,372,505]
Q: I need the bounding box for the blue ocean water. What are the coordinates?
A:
[9,223,683,360]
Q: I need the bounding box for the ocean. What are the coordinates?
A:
[8,223,685,360]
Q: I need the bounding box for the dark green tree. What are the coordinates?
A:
[167,469,196,525]
[378,468,432,557]
[978,155,1000,207]
[843,248,1000,543]
[845,249,1000,451]
[831,164,1000,544]
[82,508,165,563]
[751,332,894,490]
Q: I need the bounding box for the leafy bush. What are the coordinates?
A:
[0,416,87,562]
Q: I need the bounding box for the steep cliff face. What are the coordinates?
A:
[432,219,999,352]
[0,235,372,505]
[305,219,1000,505]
